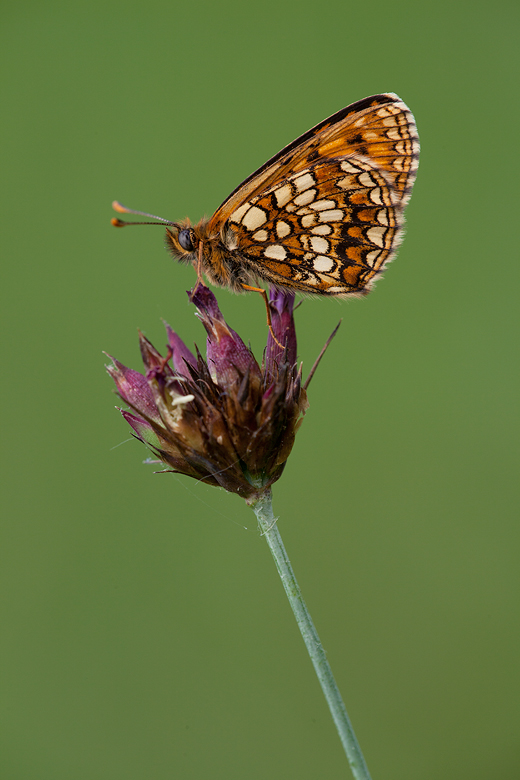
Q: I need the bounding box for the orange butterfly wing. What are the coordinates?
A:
[204,94,418,295]
[226,157,400,295]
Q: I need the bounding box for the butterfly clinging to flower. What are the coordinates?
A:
[113,93,419,305]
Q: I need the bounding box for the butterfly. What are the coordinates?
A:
[113,93,419,301]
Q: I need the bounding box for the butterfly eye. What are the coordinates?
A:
[178,228,195,252]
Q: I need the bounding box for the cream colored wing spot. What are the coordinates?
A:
[242,206,268,231]
[293,172,316,192]
[313,255,334,272]
[311,224,332,235]
[369,187,383,205]
[318,272,340,285]
[376,210,389,226]
[341,161,361,174]
[386,127,402,141]
[264,244,287,260]
[293,189,317,207]
[230,202,250,223]
[274,184,293,208]
[310,199,336,211]
[276,221,291,238]
[301,213,317,228]
[310,236,330,253]
[358,172,376,188]
[319,209,344,222]
[367,226,387,247]
[252,229,269,241]
[366,249,382,266]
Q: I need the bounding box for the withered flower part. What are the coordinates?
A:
[107,285,335,501]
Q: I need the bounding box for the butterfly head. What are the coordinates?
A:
[165,218,198,264]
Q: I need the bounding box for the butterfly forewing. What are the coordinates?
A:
[300,95,420,205]
[209,93,419,225]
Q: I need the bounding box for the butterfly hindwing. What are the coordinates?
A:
[225,156,401,295]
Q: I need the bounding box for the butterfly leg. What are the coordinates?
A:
[188,241,205,301]
[241,284,283,348]
[196,241,204,283]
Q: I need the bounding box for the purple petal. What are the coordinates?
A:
[120,409,161,447]
[190,284,223,323]
[265,289,297,377]
[106,357,161,422]
[164,323,196,376]
[138,332,172,376]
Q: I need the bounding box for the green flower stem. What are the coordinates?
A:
[250,489,372,780]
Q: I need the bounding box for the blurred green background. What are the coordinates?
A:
[1,0,518,778]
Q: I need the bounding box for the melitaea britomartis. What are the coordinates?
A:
[113,93,419,299]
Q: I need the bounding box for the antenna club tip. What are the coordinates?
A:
[111,218,126,227]
[112,200,128,213]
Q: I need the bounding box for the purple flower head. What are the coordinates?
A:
[107,284,335,501]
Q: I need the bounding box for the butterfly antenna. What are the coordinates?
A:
[111,200,177,228]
